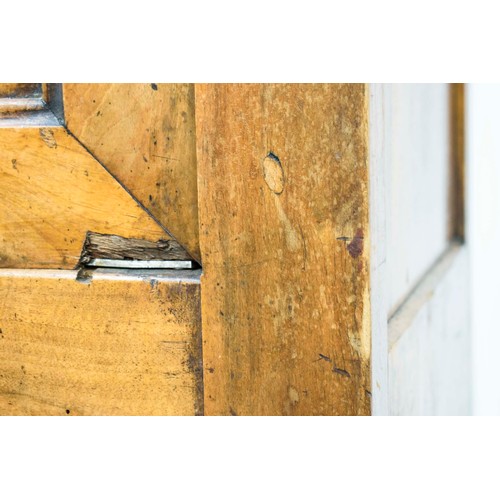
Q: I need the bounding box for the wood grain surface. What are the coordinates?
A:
[0,127,170,269]
[63,84,200,261]
[79,231,191,265]
[196,84,371,415]
[0,269,203,415]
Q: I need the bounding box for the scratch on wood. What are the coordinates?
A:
[151,155,180,162]
[39,128,57,148]
[298,224,307,270]
[333,367,351,377]
[317,353,332,362]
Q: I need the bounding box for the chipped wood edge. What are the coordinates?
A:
[79,231,192,265]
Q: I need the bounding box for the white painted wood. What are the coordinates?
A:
[467,84,500,415]
[370,84,471,416]
[388,245,471,415]
[387,84,451,314]
[369,84,389,415]
[87,258,194,269]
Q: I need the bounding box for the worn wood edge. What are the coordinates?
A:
[86,259,194,269]
[368,84,389,416]
[0,109,62,128]
[388,242,464,350]
[79,231,192,265]
[450,83,465,241]
[0,97,46,112]
[0,267,201,283]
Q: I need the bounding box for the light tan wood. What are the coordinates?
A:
[0,127,171,268]
[0,269,202,415]
[196,84,371,415]
[63,84,200,261]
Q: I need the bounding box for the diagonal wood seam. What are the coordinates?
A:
[61,123,198,264]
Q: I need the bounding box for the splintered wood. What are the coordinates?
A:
[79,232,191,265]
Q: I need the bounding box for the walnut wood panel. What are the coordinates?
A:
[0,127,170,268]
[0,269,202,416]
[63,84,200,261]
[196,84,371,415]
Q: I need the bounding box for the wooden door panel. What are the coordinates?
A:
[0,127,172,268]
[370,83,470,415]
[196,84,371,415]
[0,83,469,415]
[63,84,200,262]
[388,244,470,415]
[387,84,451,314]
[0,268,202,416]
[0,83,201,416]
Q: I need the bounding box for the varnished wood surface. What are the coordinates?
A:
[0,127,170,269]
[0,268,202,415]
[196,84,371,415]
[63,84,200,261]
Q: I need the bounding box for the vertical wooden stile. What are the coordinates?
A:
[196,84,372,415]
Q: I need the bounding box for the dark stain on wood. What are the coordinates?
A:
[179,282,204,416]
[346,229,364,258]
[78,231,191,265]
